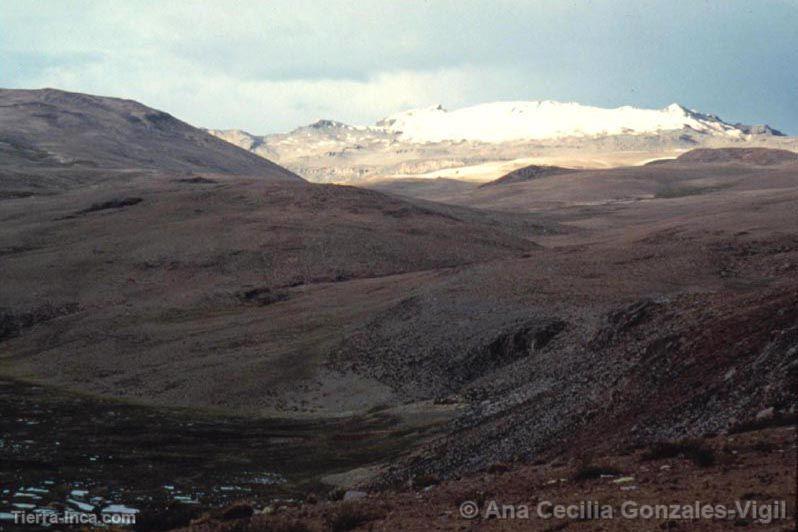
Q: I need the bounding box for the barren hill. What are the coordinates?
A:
[0,88,300,195]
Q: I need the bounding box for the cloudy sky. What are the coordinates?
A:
[2,0,796,134]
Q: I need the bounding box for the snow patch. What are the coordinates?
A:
[376,101,742,143]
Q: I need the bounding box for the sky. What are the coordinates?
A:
[1,0,797,134]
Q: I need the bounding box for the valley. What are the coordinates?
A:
[0,89,795,530]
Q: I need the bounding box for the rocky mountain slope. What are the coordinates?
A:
[208,101,796,185]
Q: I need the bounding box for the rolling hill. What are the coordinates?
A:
[0,91,795,522]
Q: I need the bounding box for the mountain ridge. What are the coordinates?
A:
[373,100,783,143]
[217,100,786,143]
[207,99,794,185]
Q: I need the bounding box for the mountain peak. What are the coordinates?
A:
[664,102,690,114]
[309,119,348,129]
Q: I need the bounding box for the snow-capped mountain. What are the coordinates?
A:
[376,101,758,143]
[207,100,792,184]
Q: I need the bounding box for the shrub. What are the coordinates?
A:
[325,503,382,532]
[641,439,716,467]
[327,487,346,501]
[572,463,621,481]
[411,473,440,488]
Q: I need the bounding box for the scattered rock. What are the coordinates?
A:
[756,407,775,420]
[343,490,368,501]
